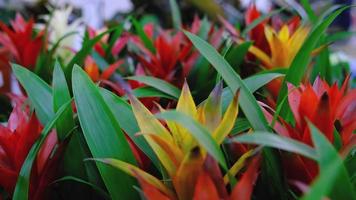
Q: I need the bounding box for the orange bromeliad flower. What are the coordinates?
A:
[95,83,261,200]
[264,76,356,184]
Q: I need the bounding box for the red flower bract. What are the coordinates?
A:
[265,76,356,184]
[0,95,58,198]
[0,13,45,69]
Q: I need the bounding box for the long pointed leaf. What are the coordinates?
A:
[72,66,138,199]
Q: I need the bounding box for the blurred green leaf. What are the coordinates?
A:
[132,18,156,53]
[169,0,182,29]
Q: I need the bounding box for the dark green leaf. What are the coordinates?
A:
[72,65,138,199]
[126,76,181,99]
[53,61,75,140]
[225,42,252,72]
[12,63,54,125]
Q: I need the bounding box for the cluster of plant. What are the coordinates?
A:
[0,1,355,200]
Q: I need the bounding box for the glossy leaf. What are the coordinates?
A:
[127,76,181,99]
[12,63,54,125]
[72,66,138,200]
[53,61,75,140]
[185,31,269,131]
[231,132,318,160]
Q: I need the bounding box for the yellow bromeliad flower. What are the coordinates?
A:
[250,25,310,69]
[94,83,259,199]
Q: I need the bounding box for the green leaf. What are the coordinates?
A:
[300,0,317,24]
[277,6,351,118]
[230,118,251,135]
[12,63,54,125]
[53,61,75,140]
[126,86,176,100]
[169,0,182,29]
[156,110,227,170]
[231,132,317,160]
[221,72,284,112]
[132,18,156,53]
[225,42,252,72]
[72,65,138,199]
[326,31,356,43]
[241,8,284,37]
[100,88,160,168]
[302,123,356,200]
[184,31,269,131]
[126,76,181,99]
[13,101,72,200]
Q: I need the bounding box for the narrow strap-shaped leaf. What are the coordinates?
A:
[13,101,71,200]
[231,132,318,160]
[12,63,54,125]
[72,66,138,200]
[122,87,176,100]
[221,72,284,112]
[53,61,75,140]
[300,0,317,24]
[277,6,351,118]
[302,122,356,200]
[185,31,269,131]
[127,76,181,99]
[169,0,182,29]
[156,110,228,170]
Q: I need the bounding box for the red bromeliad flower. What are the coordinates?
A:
[0,95,59,199]
[0,14,45,70]
[245,4,270,56]
[131,17,223,88]
[264,76,356,184]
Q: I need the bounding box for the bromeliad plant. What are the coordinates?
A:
[0,1,355,200]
